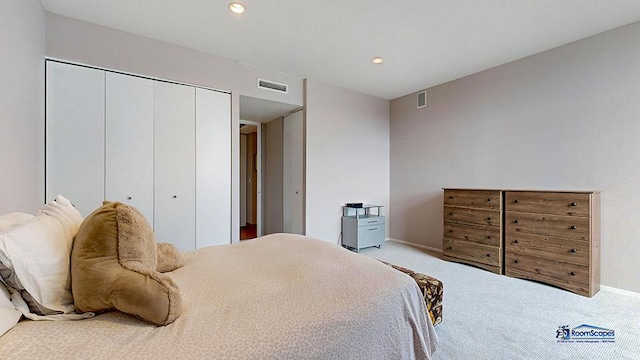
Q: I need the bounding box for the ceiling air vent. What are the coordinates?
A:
[258,78,288,94]
[417,91,427,108]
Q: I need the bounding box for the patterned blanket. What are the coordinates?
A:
[380,261,443,326]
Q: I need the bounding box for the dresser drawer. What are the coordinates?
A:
[444,189,501,210]
[443,237,500,267]
[444,206,500,228]
[505,191,590,217]
[444,222,501,247]
[505,211,589,240]
[356,216,385,227]
[505,231,589,265]
[505,251,589,291]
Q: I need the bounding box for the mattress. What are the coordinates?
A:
[0,233,437,359]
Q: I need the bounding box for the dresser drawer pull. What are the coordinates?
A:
[514,199,520,203]
[449,196,453,199]
[570,225,577,230]
[449,213,453,216]
[487,198,491,202]
[367,228,378,231]
[570,272,576,276]
[570,202,577,207]
[514,260,520,264]
[570,248,577,253]
[514,240,519,244]
[514,220,519,224]
[447,246,452,250]
[486,254,491,257]
[449,229,453,233]
[487,236,491,239]
[367,220,377,223]
[487,217,491,221]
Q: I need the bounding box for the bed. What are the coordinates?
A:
[0,233,438,359]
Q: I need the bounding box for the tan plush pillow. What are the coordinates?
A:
[71,201,182,326]
[157,243,185,273]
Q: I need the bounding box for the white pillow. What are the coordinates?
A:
[0,195,83,316]
[0,212,34,232]
[0,284,21,337]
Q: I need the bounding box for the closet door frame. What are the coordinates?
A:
[45,59,233,250]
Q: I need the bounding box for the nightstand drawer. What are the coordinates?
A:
[443,237,500,267]
[505,231,589,265]
[505,251,589,290]
[444,222,501,247]
[357,225,385,248]
[505,211,589,240]
[505,191,590,217]
[444,189,501,210]
[357,216,385,227]
[444,206,500,228]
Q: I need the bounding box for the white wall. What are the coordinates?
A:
[390,21,640,293]
[305,79,390,243]
[0,0,45,213]
[44,13,304,243]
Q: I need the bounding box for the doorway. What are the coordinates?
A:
[240,121,260,240]
[239,95,304,239]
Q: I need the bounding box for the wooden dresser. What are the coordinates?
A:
[443,189,503,274]
[503,191,600,297]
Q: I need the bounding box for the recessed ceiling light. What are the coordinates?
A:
[229,3,245,14]
[372,57,383,64]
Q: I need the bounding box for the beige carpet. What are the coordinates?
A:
[360,241,640,360]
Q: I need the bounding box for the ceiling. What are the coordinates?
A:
[40,0,640,100]
[240,95,301,123]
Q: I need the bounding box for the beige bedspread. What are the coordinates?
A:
[0,234,437,359]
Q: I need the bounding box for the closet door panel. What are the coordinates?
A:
[154,82,196,252]
[195,89,231,248]
[283,110,304,235]
[46,61,105,217]
[105,72,154,222]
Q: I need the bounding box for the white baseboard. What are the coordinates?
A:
[386,238,442,253]
[600,285,640,298]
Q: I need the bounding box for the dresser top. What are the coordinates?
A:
[443,188,600,194]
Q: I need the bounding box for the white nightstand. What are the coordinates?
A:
[341,204,385,253]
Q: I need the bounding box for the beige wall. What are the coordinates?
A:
[0,0,45,213]
[305,79,390,243]
[44,13,304,243]
[390,21,640,293]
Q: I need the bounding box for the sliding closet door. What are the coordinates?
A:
[283,110,304,235]
[105,73,154,222]
[264,118,284,234]
[154,81,196,252]
[46,61,105,216]
[195,88,231,247]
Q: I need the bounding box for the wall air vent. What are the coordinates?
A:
[258,78,288,94]
[417,91,427,108]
